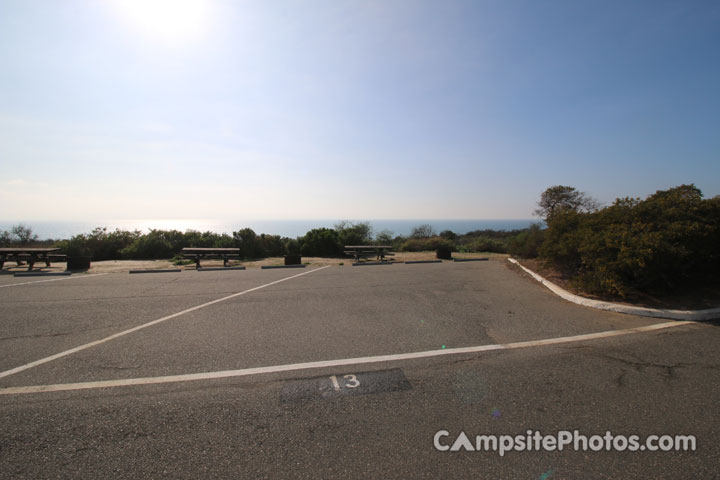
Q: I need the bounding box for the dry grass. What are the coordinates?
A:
[1,251,507,274]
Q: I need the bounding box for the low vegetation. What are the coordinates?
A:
[539,184,720,297]
[4,183,716,301]
[0,220,530,261]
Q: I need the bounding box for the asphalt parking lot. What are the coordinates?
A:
[1,260,718,479]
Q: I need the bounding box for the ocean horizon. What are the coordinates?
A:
[0,219,541,240]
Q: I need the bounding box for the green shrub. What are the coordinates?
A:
[374,229,394,245]
[285,238,301,255]
[466,236,506,253]
[439,230,458,240]
[56,228,141,260]
[539,185,720,296]
[171,255,194,266]
[259,234,287,257]
[299,228,341,257]
[62,236,92,257]
[232,228,265,259]
[335,221,373,246]
[120,229,184,259]
[399,236,455,252]
[507,224,544,258]
[184,230,234,249]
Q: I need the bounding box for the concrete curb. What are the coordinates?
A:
[196,266,246,271]
[261,265,306,269]
[453,258,489,262]
[352,262,394,266]
[404,260,443,264]
[128,269,183,274]
[14,272,72,277]
[507,258,720,321]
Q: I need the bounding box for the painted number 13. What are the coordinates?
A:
[329,374,360,391]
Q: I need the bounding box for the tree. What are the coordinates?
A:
[534,185,600,222]
[10,224,38,245]
[259,234,286,257]
[439,230,457,240]
[300,228,340,257]
[335,221,373,246]
[507,223,545,258]
[233,228,264,258]
[410,224,436,239]
[375,229,394,245]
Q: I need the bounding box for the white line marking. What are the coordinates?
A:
[507,258,720,321]
[0,320,695,395]
[0,273,109,288]
[0,266,330,380]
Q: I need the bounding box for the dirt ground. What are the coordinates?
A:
[513,258,720,311]
[0,252,504,274]
[3,252,716,311]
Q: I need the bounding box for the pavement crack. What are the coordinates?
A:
[601,354,679,370]
[615,369,627,387]
[600,354,702,382]
[81,360,142,371]
[0,331,76,341]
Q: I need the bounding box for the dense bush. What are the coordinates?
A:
[374,229,395,245]
[399,236,455,252]
[4,221,550,263]
[259,234,287,257]
[233,228,264,259]
[464,236,507,253]
[299,228,341,257]
[285,238,301,255]
[439,230,458,240]
[56,228,141,259]
[335,221,373,246]
[76,228,140,260]
[461,229,525,240]
[507,224,544,258]
[540,185,720,296]
[120,229,185,259]
[184,230,234,249]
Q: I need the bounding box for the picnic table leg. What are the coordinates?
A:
[195,256,201,269]
[27,255,36,271]
[0,254,4,270]
[223,255,228,267]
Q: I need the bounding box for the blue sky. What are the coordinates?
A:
[1,0,718,221]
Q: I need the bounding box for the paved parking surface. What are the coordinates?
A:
[1,260,718,479]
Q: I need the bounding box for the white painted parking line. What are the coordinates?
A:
[0,320,695,395]
[0,273,109,288]
[0,266,331,380]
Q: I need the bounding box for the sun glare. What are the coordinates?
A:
[114,0,210,43]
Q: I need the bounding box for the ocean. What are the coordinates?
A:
[0,219,541,240]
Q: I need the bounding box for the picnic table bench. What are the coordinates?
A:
[182,248,241,268]
[343,245,394,263]
[0,248,64,271]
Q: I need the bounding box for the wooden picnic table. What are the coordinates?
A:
[182,248,241,268]
[343,245,394,262]
[0,247,63,271]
